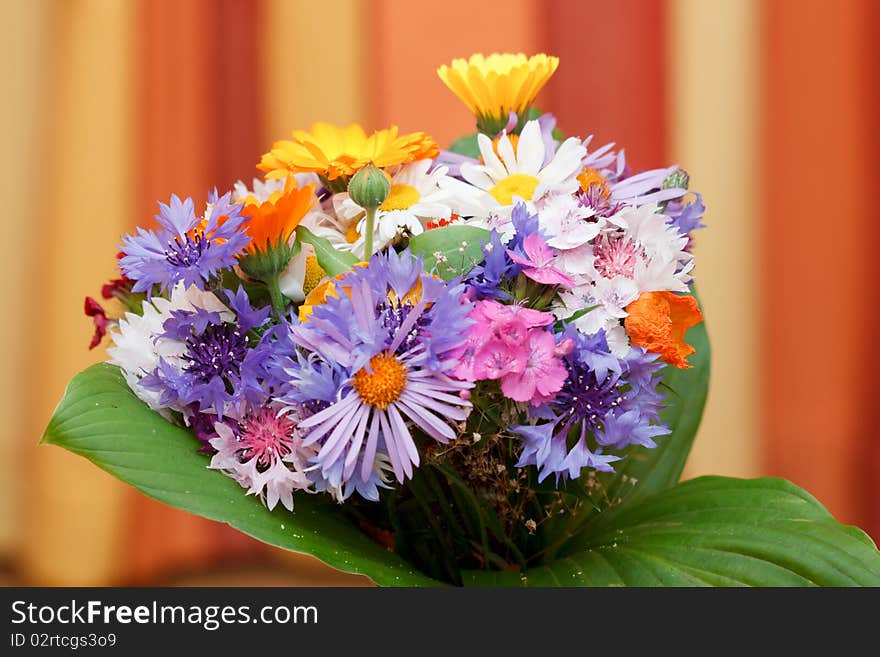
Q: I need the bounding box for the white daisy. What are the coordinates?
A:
[455,119,587,238]
[334,159,481,257]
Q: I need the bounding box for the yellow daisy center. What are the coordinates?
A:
[488,173,539,205]
[345,222,361,244]
[352,352,408,410]
[302,256,327,296]
[380,183,420,211]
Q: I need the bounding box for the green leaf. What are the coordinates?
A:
[41,363,441,587]
[447,133,480,159]
[604,308,710,501]
[464,477,880,586]
[408,225,489,280]
[295,226,359,277]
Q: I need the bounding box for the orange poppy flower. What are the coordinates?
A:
[624,291,703,368]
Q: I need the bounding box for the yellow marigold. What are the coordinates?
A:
[258,122,439,183]
[624,292,703,369]
[239,177,315,255]
[437,53,559,132]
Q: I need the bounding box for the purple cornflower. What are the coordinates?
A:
[140,287,270,418]
[464,230,516,301]
[272,249,474,497]
[665,193,706,248]
[120,191,250,296]
[511,326,670,483]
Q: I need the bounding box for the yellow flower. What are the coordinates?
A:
[258,122,439,185]
[437,53,559,133]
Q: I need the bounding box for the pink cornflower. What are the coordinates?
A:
[208,406,314,511]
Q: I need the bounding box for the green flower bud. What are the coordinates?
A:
[348,163,390,209]
[662,169,690,191]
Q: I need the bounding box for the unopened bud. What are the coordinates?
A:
[348,163,390,209]
[662,169,689,191]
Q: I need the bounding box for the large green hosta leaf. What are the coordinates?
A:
[44,365,880,586]
[464,477,880,586]
[42,363,440,586]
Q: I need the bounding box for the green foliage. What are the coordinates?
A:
[408,225,489,280]
[295,226,359,276]
[41,364,439,587]
[447,134,480,159]
[464,477,880,586]
[42,290,880,586]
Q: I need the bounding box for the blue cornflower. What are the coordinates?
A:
[511,326,670,483]
[120,191,250,296]
[464,230,516,301]
[141,287,270,418]
[665,193,706,247]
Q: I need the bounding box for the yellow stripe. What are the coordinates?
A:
[19,0,134,584]
[0,0,52,562]
[260,0,368,143]
[260,0,372,584]
[668,0,760,479]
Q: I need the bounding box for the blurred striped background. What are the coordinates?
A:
[1,0,878,585]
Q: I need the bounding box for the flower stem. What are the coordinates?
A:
[363,205,377,257]
[266,275,287,315]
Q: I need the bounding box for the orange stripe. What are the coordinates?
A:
[544,0,668,170]
[126,0,265,582]
[368,0,542,147]
[761,0,878,530]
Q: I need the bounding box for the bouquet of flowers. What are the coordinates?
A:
[48,53,880,586]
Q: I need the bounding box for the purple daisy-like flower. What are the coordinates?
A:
[120,191,250,296]
[511,326,670,483]
[274,249,474,497]
[578,136,687,212]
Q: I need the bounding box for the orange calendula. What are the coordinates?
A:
[239,177,315,255]
[624,291,703,368]
[258,122,439,183]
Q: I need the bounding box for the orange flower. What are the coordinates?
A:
[577,167,610,199]
[624,291,703,368]
[240,178,315,254]
[258,123,439,182]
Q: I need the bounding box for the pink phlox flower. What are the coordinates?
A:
[507,233,575,287]
[500,329,569,406]
[451,300,568,405]
[473,338,526,379]
[479,298,554,329]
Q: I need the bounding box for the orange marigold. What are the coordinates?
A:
[624,291,703,369]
